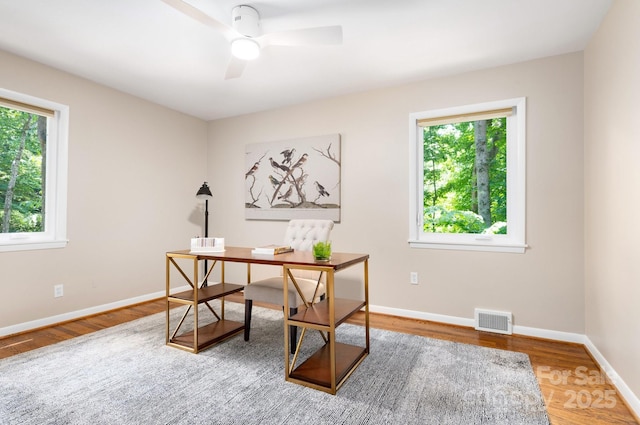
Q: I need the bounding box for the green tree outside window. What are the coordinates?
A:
[0,105,46,233]
[423,117,507,234]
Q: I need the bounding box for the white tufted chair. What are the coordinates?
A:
[244,219,334,351]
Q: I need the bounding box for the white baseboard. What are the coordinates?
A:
[369,304,475,328]
[0,289,168,338]
[369,304,585,343]
[583,336,640,420]
[511,324,586,344]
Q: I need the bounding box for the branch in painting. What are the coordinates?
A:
[245,153,266,208]
[269,152,308,205]
[313,143,340,166]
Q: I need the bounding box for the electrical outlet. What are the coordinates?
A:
[410,272,418,285]
[54,284,64,298]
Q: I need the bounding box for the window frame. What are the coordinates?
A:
[0,88,69,252]
[409,97,527,253]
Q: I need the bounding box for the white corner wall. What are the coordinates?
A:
[0,49,208,330]
[207,52,585,334]
[584,0,640,407]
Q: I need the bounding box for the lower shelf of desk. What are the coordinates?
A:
[168,319,244,353]
[167,282,245,353]
[288,342,368,392]
[288,298,365,328]
[168,283,244,303]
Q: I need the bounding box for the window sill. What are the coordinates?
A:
[409,239,527,254]
[0,239,68,252]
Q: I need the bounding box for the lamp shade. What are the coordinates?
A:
[196,182,213,200]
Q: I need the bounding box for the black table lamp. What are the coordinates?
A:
[196,182,213,285]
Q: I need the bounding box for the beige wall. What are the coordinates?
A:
[584,0,640,400]
[0,50,208,329]
[207,52,586,333]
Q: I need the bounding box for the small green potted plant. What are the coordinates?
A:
[312,241,332,261]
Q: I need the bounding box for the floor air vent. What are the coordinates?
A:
[474,309,513,335]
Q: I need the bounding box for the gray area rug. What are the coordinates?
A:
[0,302,549,425]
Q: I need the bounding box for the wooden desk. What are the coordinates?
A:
[165,247,369,394]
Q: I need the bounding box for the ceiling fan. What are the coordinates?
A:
[161,0,343,79]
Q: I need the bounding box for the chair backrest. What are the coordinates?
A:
[284,219,334,251]
[284,219,334,281]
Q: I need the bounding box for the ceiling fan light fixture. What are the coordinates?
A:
[231,37,260,61]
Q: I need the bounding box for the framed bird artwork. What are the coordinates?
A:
[245,134,341,221]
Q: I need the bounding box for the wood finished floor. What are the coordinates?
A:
[1,296,637,425]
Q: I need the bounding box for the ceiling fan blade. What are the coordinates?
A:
[224,56,248,80]
[161,0,235,39]
[261,25,343,47]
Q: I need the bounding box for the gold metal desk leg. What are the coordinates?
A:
[193,256,199,352]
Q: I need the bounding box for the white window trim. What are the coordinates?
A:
[0,88,69,252]
[409,97,527,254]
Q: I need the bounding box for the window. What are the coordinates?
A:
[0,88,69,252]
[409,98,526,253]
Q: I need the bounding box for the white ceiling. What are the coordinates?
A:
[0,0,612,121]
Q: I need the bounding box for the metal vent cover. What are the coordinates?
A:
[474,308,513,335]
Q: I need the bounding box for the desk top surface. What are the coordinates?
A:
[167,246,368,271]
